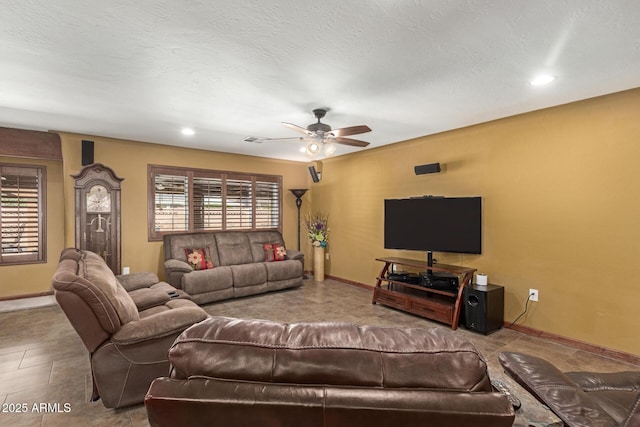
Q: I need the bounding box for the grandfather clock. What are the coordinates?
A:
[72,163,123,274]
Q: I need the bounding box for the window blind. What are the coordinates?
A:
[0,165,45,264]
[153,174,188,233]
[148,165,282,240]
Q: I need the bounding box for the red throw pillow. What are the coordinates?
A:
[184,247,214,270]
[263,243,287,262]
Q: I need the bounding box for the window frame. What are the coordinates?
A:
[147,164,282,241]
[0,163,46,265]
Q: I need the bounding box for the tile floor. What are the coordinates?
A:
[1,279,638,426]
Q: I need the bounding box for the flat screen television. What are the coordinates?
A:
[384,196,482,265]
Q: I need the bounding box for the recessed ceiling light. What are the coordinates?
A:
[529,75,556,86]
[181,128,195,136]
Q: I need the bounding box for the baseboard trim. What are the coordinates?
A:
[327,275,640,366]
[325,275,373,290]
[0,290,54,301]
[506,323,640,366]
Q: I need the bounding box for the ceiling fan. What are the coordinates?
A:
[244,108,372,158]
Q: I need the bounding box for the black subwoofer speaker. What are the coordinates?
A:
[462,284,504,334]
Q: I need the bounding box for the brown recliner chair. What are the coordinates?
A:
[52,248,208,408]
[499,351,640,427]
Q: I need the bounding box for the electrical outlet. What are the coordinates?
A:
[529,288,539,302]
[325,252,330,260]
[122,266,130,275]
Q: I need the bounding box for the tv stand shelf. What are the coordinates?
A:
[372,257,476,329]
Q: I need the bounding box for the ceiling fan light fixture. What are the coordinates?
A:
[251,109,371,158]
[323,143,337,157]
[305,142,320,158]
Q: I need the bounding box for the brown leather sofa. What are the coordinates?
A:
[163,230,304,304]
[52,248,209,408]
[499,351,640,427]
[145,316,515,426]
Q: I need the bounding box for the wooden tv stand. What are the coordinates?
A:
[372,257,476,329]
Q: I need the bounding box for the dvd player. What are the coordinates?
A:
[387,272,421,285]
[420,272,459,291]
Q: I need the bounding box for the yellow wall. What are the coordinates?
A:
[311,88,640,355]
[0,156,65,297]
[58,135,311,277]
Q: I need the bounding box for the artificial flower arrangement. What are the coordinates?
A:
[304,213,329,247]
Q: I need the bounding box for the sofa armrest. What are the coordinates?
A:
[165,259,193,272]
[117,271,161,292]
[164,259,194,288]
[499,351,619,427]
[286,249,304,262]
[112,306,208,345]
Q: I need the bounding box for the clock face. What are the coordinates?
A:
[86,185,111,213]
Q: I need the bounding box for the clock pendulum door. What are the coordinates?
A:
[86,213,111,262]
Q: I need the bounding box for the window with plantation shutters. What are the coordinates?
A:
[153,173,189,233]
[255,178,280,229]
[0,164,46,264]
[148,165,281,240]
[193,176,223,230]
[225,177,253,230]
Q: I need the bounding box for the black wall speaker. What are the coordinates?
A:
[82,140,94,166]
[462,284,504,334]
[414,162,441,175]
[309,165,320,183]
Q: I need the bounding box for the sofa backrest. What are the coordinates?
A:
[53,249,140,351]
[168,317,493,392]
[247,231,286,263]
[163,233,221,266]
[213,232,253,266]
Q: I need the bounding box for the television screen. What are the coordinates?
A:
[384,196,482,254]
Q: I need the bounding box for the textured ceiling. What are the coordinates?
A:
[2,1,639,162]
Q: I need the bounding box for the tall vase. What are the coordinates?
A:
[313,246,325,282]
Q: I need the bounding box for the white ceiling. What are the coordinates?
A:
[2,1,639,162]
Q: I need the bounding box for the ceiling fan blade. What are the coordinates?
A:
[327,125,371,138]
[244,136,303,143]
[333,137,370,147]
[282,122,314,136]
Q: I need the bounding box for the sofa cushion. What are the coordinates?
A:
[168,317,492,391]
[248,231,286,263]
[164,233,220,266]
[264,259,303,282]
[214,232,253,265]
[184,247,214,270]
[230,264,267,287]
[128,287,171,311]
[78,252,140,327]
[182,267,233,295]
[263,243,286,262]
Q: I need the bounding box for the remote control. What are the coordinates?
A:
[491,379,522,410]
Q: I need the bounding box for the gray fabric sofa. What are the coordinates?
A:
[163,231,304,305]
